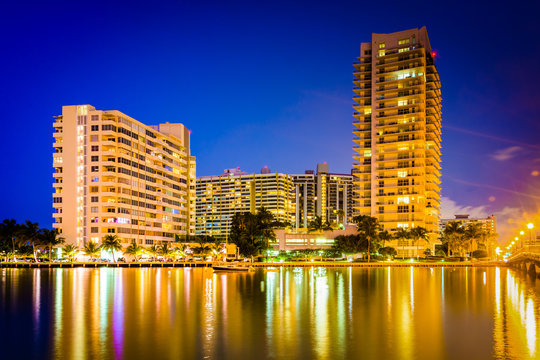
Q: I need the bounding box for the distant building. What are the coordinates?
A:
[53,105,196,247]
[292,163,355,228]
[196,163,355,238]
[440,214,497,235]
[195,168,296,237]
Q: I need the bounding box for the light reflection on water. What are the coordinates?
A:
[0,267,539,359]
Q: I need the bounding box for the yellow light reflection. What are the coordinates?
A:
[313,269,329,358]
[526,298,536,357]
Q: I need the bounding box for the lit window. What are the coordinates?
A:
[378,50,385,57]
[397,196,410,204]
[397,223,409,229]
[398,38,410,45]
[364,150,372,157]
[397,171,408,178]
[379,42,385,49]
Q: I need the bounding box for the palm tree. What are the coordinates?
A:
[394,228,410,257]
[194,239,211,257]
[464,223,483,254]
[62,244,79,262]
[257,207,278,250]
[146,244,161,261]
[124,243,144,261]
[18,221,41,262]
[210,240,225,260]
[443,221,465,256]
[39,228,65,262]
[353,215,380,262]
[101,235,123,262]
[410,226,429,259]
[161,243,175,261]
[308,216,333,233]
[0,219,19,262]
[174,244,188,260]
[378,230,392,249]
[84,242,101,261]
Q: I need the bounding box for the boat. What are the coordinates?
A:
[213,264,251,272]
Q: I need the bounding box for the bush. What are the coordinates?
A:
[435,249,446,257]
[471,249,488,259]
[379,247,397,257]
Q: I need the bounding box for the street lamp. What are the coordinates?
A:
[527,223,535,248]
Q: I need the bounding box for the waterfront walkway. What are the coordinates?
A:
[0,260,502,269]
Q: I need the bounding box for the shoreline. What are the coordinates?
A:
[0,261,504,269]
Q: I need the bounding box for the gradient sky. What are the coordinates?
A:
[1,0,539,241]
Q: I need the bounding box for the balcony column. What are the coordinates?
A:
[295,184,300,230]
[303,183,308,228]
[344,184,348,225]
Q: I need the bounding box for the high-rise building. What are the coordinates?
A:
[352,27,442,250]
[195,168,296,237]
[293,163,355,228]
[53,105,196,247]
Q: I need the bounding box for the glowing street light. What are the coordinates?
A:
[527,223,535,248]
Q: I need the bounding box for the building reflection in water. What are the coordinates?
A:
[0,266,540,359]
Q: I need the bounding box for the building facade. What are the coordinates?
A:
[293,163,355,228]
[53,105,196,247]
[352,27,442,249]
[273,225,358,251]
[195,168,296,237]
[195,163,355,237]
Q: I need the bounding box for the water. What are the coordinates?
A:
[0,266,539,359]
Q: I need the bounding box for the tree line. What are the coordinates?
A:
[332,216,430,260]
[0,219,226,263]
[440,221,497,257]
[0,219,64,262]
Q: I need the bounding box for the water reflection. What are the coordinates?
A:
[0,267,539,359]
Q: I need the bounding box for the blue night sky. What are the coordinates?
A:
[0,0,539,240]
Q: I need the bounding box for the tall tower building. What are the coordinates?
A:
[53,105,196,247]
[352,27,442,252]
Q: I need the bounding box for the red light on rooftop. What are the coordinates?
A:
[431,51,438,57]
